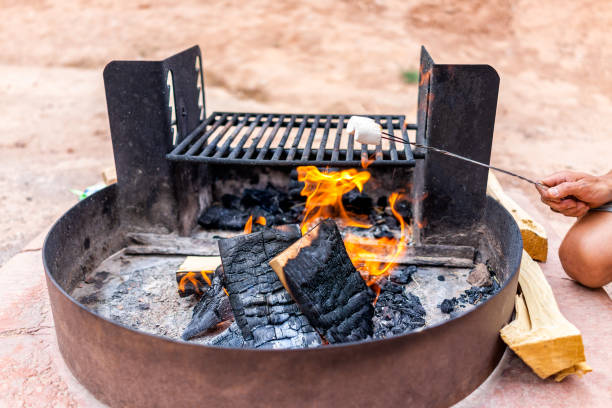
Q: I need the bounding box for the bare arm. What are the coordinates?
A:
[535,170,612,217]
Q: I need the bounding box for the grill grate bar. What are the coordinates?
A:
[286,117,308,161]
[199,114,236,157]
[402,122,414,161]
[301,115,320,161]
[184,113,228,156]
[243,114,274,159]
[272,115,296,160]
[331,115,344,162]
[257,114,285,160]
[170,114,216,155]
[373,117,384,161]
[386,115,398,161]
[213,114,251,158]
[316,115,332,161]
[228,113,262,159]
[167,112,416,167]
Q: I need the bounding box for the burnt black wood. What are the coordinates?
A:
[182,272,233,340]
[280,220,374,343]
[103,45,205,234]
[218,227,322,349]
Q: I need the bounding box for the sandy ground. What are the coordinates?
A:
[1,0,611,264]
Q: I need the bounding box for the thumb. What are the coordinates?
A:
[548,181,579,199]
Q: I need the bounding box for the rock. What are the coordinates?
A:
[440,298,455,314]
[467,263,492,287]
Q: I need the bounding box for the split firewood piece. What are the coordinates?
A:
[101,166,117,185]
[500,251,591,381]
[270,219,375,343]
[218,226,322,349]
[182,269,233,340]
[126,233,219,256]
[175,256,220,297]
[487,171,548,261]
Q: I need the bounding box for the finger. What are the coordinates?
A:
[547,182,581,199]
[541,195,561,205]
[548,198,578,212]
[563,207,587,218]
[562,202,589,217]
[540,171,574,187]
[540,171,586,187]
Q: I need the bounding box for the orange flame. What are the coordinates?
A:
[255,216,267,226]
[344,192,409,285]
[243,215,254,234]
[178,270,214,295]
[297,166,410,284]
[297,166,372,234]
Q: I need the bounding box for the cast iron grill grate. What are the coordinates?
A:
[167,112,417,167]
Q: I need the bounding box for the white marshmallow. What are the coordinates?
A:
[346,116,382,145]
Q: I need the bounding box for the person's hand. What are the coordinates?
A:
[536,171,612,217]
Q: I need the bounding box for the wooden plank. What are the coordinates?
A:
[487,171,548,261]
[500,251,590,381]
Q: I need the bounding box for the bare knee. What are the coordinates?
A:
[559,212,612,288]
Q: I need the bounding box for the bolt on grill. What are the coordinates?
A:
[167,112,417,167]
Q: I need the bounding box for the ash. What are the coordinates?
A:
[373,279,426,338]
[71,250,233,345]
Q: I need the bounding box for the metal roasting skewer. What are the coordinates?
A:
[381,132,547,189]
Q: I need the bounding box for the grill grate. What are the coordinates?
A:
[167,112,417,167]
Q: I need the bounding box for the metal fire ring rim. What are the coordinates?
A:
[42,185,522,353]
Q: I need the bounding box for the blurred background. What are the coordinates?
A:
[0,0,611,266]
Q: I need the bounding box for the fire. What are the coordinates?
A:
[298,166,372,234]
[297,166,410,285]
[243,215,254,234]
[178,271,213,295]
[244,215,266,234]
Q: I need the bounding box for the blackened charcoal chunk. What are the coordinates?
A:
[182,273,233,340]
[440,298,455,314]
[384,216,400,229]
[437,275,445,281]
[198,205,248,230]
[270,220,375,343]
[373,279,426,339]
[342,189,373,215]
[376,196,388,208]
[458,276,501,305]
[372,224,394,239]
[240,186,286,214]
[273,212,300,226]
[221,194,241,210]
[288,179,306,201]
[394,198,412,219]
[390,265,417,285]
[218,227,321,349]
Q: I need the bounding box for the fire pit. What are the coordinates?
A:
[43,46,522,407]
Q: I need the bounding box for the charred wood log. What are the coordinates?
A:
[218,226,322,349]
[182,271,233,340]
[270,220,375,343]
[205,321,250,348]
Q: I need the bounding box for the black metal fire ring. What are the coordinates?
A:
[42,185,522,408]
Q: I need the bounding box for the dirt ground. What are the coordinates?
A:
[1,0,611,266]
